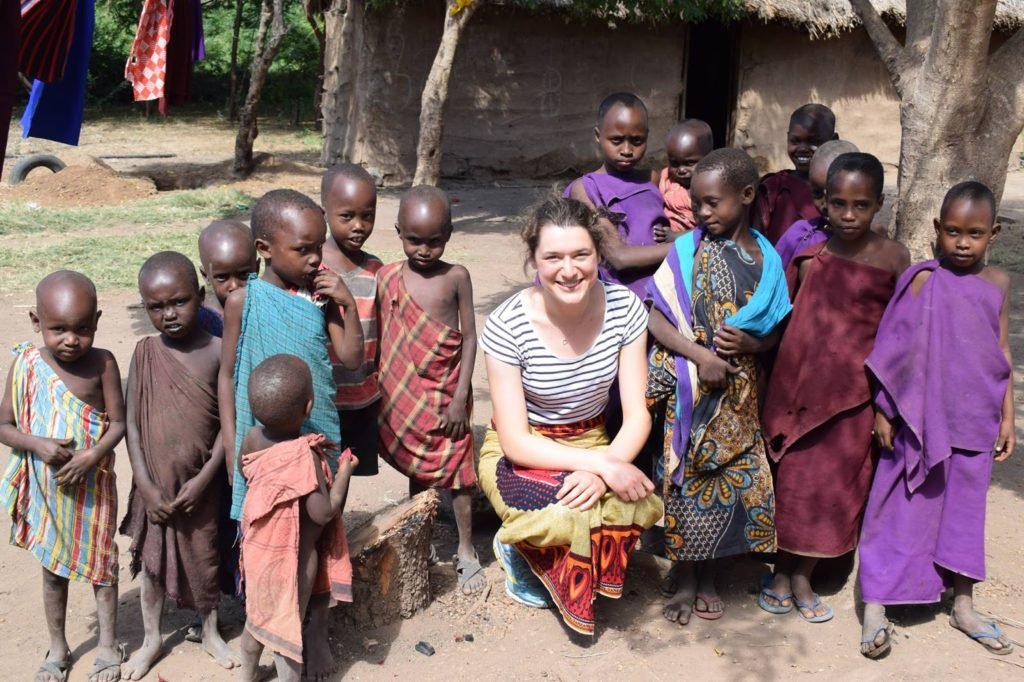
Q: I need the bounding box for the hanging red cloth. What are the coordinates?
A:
[125,0,173,102]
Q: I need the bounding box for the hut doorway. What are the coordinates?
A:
[683,21,738,147]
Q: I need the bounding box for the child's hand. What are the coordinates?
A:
[55,450,97,486]
[38,437,75,467]
[556,471,606,510]
[173,477,206,515]
[697,354,740,389]
[873,411,895,450]
[995,419,1015,462]
[314,268,356,309]
[440,403,470,440]
[146,495,177,524]
[653,225,681,243]
[715,325,760,357]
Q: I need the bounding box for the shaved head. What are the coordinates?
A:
[810,140,858,173]
[35,270,97,316]
[198,220,255,268]
[667,119,713,155]
[398,185,452,230]
[138,251,200,293]
[249,354,313,430]
[790,103,837,138]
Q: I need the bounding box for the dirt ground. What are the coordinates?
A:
[2,117,1024,681]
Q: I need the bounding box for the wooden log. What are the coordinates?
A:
[334,489,440,628]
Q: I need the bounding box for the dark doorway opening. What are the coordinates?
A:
[683,22,737,147]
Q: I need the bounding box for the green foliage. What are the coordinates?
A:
[88,0,321,114]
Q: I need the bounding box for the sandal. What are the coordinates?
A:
[794,594,834,623]
[454,552,486,595]
[758,575,794,615]
[88,657,122,682]
[861,621,894,659]
[36,651,72,682]
[950,612,1015,655]
[694,592,725,620]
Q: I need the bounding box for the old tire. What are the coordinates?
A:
[8,153,66,186]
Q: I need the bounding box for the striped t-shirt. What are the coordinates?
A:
[328,254,383,409]
[479,282,647,425]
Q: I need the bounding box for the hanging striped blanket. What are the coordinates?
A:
[0,343,118,584]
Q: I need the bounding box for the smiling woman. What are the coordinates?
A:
[476,196,663,636]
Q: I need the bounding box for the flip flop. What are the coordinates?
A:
[950,613,1015,655]
[454,552,486,595]
[36,651,72,682]
[758,575,794,615]
[794,594,834,623]
[88,657,122,682]
[694,593,725,620]
[861,621,894,659]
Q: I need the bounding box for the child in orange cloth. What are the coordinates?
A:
[656,119,713,238]
[237,354,356,682]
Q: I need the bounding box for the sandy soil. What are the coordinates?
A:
[1,120,1024,681]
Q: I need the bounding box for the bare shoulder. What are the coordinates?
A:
[446,262,472,285]
[876,235,911,275]
[979,265,1010,295]
[93,347,120,375]
[909,268,932,295]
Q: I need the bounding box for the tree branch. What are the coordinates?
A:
[848,0,906,96]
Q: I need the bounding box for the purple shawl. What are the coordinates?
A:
[774,216,827,269]
[565,172,668,299]
[866,261,1009,491]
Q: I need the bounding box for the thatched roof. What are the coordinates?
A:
[746,1,1024,38]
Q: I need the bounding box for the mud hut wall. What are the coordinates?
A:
[733,21,1024,175]
[347,2,687,184]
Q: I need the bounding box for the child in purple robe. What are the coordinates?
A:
[773,139,857,268]
[857,182,1015,659]
[565,92,671,300]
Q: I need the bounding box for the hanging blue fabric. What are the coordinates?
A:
[20,0,94,146]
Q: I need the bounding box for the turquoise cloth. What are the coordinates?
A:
[230,276,341,520]
[672,227,791,336]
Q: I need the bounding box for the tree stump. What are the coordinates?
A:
[334,489,440,628]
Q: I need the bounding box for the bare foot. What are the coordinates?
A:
[121,638,162,681]
[202,628,241,670]
[663,591,694,625]
[860,602,893,658]
[302,628,336,682]
[89,645,123,682]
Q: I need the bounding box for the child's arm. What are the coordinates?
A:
[175,431,225,515]
[569,180,672,272]
[715,325,781,357]
[304,450,358,526]
[648,308,738,389]
[0,362,74,465]
[316,269,365,370]
[219,289,245,485]
[440,266,475,441]
[236,427,259,486]
[994,272,1015,461]
[55,351,126,486]
[124,350,177,522]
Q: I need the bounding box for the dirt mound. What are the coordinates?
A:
[135,152,322,191]
[3,158,157,206]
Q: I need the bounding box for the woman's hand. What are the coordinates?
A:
[600,458,655,502]
[557,471,607,511]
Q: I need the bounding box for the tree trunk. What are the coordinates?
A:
[227,0,246,121]
[412,0,478,186]
[304,0,327,130]
[233,0,289,178]
[321,0,360,167]
[850,0,1024,260]
[334,489,441,628]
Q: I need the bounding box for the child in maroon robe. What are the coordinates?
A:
[753,103,838,244]
[759,153,909,624]
[857,182,1014,659]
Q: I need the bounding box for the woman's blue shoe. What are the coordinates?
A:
[491,535,553,609]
